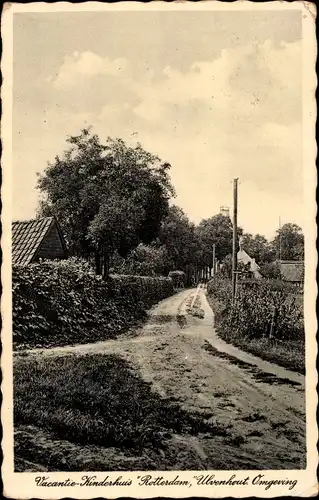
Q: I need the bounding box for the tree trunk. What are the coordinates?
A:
[95,250,101,275]
[102,250,110,280]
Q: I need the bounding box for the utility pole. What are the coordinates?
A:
[232,178,239,302]
[279,215,282,263]
[212,243,216,277]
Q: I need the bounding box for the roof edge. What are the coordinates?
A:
[12,216,54,223]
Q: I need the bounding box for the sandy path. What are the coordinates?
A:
[18,288,305,470]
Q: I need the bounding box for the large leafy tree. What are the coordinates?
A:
[196,214,243,266]
[37,128,174,276]
[110,244,167,276]
[239,233,275,264]
[157,205,201,276]
[110,206,203,281]
[272,223,304,261]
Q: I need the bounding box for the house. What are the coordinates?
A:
[279,261,304,285]
[12,217,68,266]
[237,248,262,279]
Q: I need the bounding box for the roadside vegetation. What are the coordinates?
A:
[207,277,304,374]
[13,127,305,471]
[14,353,226,471]
[13,258,173,350]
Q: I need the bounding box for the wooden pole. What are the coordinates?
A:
[269,305,277,339]
[232,178,239,302]
[279,215,282,263]
[212,243,216,277]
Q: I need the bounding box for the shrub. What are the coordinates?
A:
[13,258,174,349]
[207,276,304,341]
[259,261,281,279]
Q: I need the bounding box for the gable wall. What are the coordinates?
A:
[35,224,67,261]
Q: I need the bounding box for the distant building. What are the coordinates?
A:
[279,260,304,285]
[237,248,262,279]
[12,217,68,266]
[220,206,230,217]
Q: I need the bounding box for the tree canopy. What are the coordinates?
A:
[37,128,175,276]
[110,244,167,277]
[36,128,304,280]
[157,205,199,274]
[272,223,304,261]
[239,233,275,264]
[196,214,243,265]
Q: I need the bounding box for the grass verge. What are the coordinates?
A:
[207,296,305,375]
[14,353,226,471]
[203,341,302,387]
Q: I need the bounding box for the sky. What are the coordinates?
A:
[13,9,303,239]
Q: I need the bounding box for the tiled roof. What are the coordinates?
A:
[279,261,304,282]
[12,217,54,266]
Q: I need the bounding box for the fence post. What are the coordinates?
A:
[269,305,277,339]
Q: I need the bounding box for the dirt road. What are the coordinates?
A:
[24,288,306,470]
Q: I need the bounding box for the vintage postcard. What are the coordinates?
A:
[1,1,317,498]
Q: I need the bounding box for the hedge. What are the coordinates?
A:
[207,276,304,341]
[13,258,174,349]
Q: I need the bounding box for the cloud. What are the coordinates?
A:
[14,38,303,238]
[51,51,128,89]
[128,38,302,202]
[133,99,164,123]
[46,39,301,131]
[132,39,301,127]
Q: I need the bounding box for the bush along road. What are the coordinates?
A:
[12,259,174,350]
[14,288,305,472]
[206,277,304,374]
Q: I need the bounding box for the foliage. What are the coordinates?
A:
[207,276,304,342]
[37,129,175,275]
[239,233,275,264]
[13,258,174,349]
[14,354,218,453]
[207,276,232,305]
[14,354,216,462]
[219,254,232,278]
[259,261,282,279]
[196,214,243,265]
[109,205,202,283]
[36,129,304,283]
[157,205,200,275]
[272,223,304,261]
[110,244,167,277]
